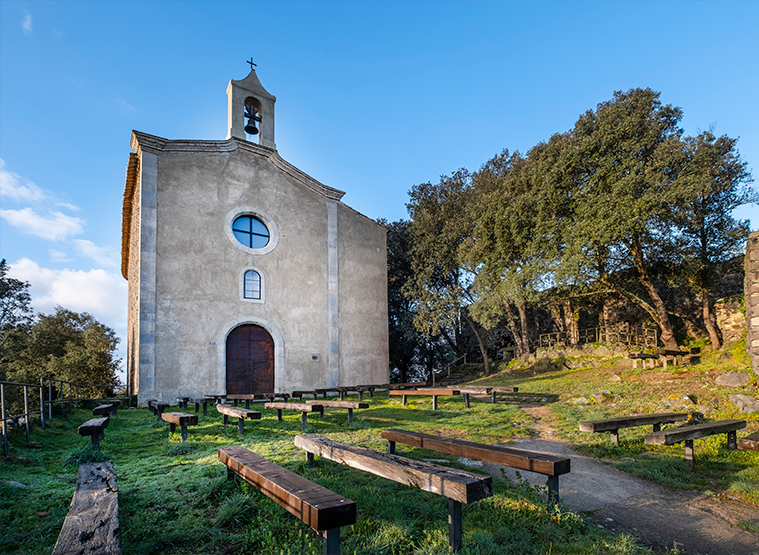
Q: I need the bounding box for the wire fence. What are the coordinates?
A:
[539,325,658,350]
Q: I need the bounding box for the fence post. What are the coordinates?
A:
[40,377,45,430]
[48,378,52,422]
[23,385,30,444]
[68,382,72,413]
[1,383,7,456]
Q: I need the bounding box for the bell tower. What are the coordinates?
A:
[226,65,276,150]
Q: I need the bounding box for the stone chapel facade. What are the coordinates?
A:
[121,69,389,405]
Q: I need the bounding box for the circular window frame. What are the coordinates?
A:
[225,207,279,255]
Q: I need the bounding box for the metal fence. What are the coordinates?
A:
[539,326,658,350]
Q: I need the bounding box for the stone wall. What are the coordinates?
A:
[746,231,759,374]
[714,296,745,345]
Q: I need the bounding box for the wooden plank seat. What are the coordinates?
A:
[579,412,690,445]
[389,388,461,410]
[92,403,117,417]
[265,402,324,431]
[305,400,369,423]
[738,432,759,452]
[78,417,109,450]
[219,445,355,555]
[381,428,570,503]
[291,390,319,400]
[389,381,428,389]
[161,412,198,442]
[228,393,291,408]
[51,462,121,555]
[314,388,341,398]
[294,434,492,552]
[645,419,747,466]
[216,403,261,435]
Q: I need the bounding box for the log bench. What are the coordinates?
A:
[382,428,569,503]
[629,352,660,369]
[738,432,759,452]
[294,434,492,552]
[291,390,318,400]
[265,402,324,431]
[216,403,261,435]
[335,386,374,401]
[446,385,520,404]
[176,396,191,409]
[306,400,369,423]
[579,412,690,445]
[78,417,109,450]
[147,400,170,419]
[389,381,428,389]
[645,419,747,466]
[92,403,117,417]
[389,388,461,410]
[51,462,121,555]
[657,349,694,369]
[314,388,341,398]
[161,412,198,442]
[219,445,355,555]
[204,394,227,404]
[191,397,211,416]
[228,393,291,408]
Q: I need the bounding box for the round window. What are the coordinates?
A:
[232,215,270,249]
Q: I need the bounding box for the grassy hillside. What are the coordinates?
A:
[1,345,756,554]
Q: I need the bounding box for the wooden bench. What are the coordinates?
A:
[446,385,520,404]
[335,386,374,401]
[52,462,121,555]
[389,388,461,410]
[645,419,747,466]
[382,428,569,503]
[629,352,659,369]
[176,396,191,409]
[191,397,211,416]
[216,403,261,435]
[291,390,318,400]
[265,402,324,431]
[579,412,690,445]
[306,400,368,423]
[92,403,117,417]
[314,388,341,398]
[161,412,198,442]
[78,417,109,450]
[389,381,428,389]
[294,434,492,552]
[147,400,170,418]
[228,393,291,408]
[204,394,227,404]
[219,445,355,555]
[656,349,693,369]
[738,432,759,452]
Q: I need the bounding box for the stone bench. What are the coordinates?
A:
[382,428,570,503]
[645,419,747,466]
[579,412,690,445]
[389,388,461,410]
[265,402,324,431]
[92,403,117,417]
[219,445,356,555]
[306,400,368,423]
[78,417,109,450]
[738,432,759,452]
[52,462,121,555]
[161,412,198,442]
[294,434,492,552]
[216,403,261,435]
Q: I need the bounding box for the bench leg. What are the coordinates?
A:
[307,451,315,467]
[322,527,340,555]
[348,408,354,423]
[195,402,200,414]
[245,400,251,409]
[227,467,235,481]
[684,439,694,467]
[663,358,668,370]
[112,407,118,416]
[180,425,188,442]
[546,476,559,504]
[90,435,100,450]
[223,414,228,427]
[402,395,407,407]
[203,403,208,416]
[388,440,396,455]
[448,498,463,552]
[632,359,638,369]
[727,431,737,449]
[463,393,470,409]
[610,429,619,445]
[170,423,176,433]
[233,399,238,407]
[433,395,438,411]
[277,409,283,421]
[302,412,308,431]
[238,418,244,436]
[359,391,364,402]
[653,423,661,432]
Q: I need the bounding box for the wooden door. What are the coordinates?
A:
[225,325,274,394]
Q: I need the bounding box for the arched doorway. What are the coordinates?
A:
[225,324,275,394]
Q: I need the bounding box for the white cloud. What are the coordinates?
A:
[0,207,85,240]
[49,249,73,263]
[115,98,137,116]
[0,158,50,203]
[21,10,32,36]
[74,239,119,267]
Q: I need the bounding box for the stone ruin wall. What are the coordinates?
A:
[746,230,759,374]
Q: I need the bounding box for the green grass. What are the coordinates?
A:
[1,396,660,555]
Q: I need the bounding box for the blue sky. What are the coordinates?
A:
[1,1,757,381]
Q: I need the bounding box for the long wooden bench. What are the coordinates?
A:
[389,388,461,410]
[579,412,690,445]
[645,419,746,466]
[52,462,121,555]
[446,385,520,404]
[629,352,659,369]
[306,400,368,423]
[147,400,170,419]
[161,412,198,442]
[216,403,261,435]
[738,432,759,452]
[191,397,211,416]
[382,428,569,503]
[228,393,291,408]
[291,390,318,400]
[92,403,117,417]
[265,402,324,431]
[78,417,109,450]
[219,445,356,555]
[295,434,492,552]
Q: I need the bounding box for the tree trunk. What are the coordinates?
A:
[701,282,722,350]
[464,314,490,376]
[517,300,531,361]
[562,300,577,344]
[502,300,526,358]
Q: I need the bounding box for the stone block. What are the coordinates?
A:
[715,371,749,387]
[729,394,759,414]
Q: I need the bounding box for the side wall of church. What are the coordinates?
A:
[126,164,141,396]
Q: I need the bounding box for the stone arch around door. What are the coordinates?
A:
[217,317,284,393]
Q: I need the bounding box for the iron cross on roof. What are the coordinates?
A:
[247,58,257,70]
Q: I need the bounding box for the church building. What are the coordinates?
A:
[121,68,389,405]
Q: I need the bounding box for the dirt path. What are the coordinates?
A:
[481,405,759,554]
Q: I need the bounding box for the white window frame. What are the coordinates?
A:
[225,207,279,255]
[239,266,266,303]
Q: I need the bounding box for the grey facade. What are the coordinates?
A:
[121,69,389,404]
